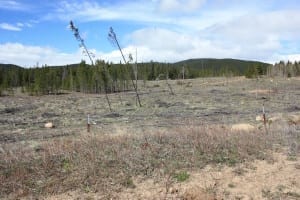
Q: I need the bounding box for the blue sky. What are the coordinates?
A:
[0,0,300,67]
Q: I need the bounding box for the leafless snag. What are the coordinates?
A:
[69,21,112,112]
[166,64,175,95]
[108,27,142,107]
[69,21,95,66]
[262,104,268,134]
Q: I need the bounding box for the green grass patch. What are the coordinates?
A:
[173,171,190,182]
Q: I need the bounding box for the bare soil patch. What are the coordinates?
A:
[115,152,299,200]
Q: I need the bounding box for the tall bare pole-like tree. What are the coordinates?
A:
[69,21,112,112]
[108,27,142,107]
[69,21,95,66]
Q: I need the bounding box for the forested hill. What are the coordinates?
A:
[0,63,23,70]
[1,58,270,75]
[174,58,270,76]
[0,58,272,95]
[0,58,270,72]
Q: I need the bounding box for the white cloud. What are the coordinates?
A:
[125,28,239,62]
[0,0,29,11]
[48,0,177,25]
[0,39,298,68]
[16,22,24,27]
[268,53,300,64]
[206,10,300,42]
[50,0,250,31]
[0,21,34,31]
[158,0,206,13]
[198,9,300,62]
[0,42,139,67]
[0,43,88,67]
[52,1,120,21]
[123,26,300,64]
[282,54,300,62]
[0,23,22,31]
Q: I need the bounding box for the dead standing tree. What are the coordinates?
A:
[166,64,175,95]
[108,27,142,107]
[69,21,112,112]
[69,21,94,66]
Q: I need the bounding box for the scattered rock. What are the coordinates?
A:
[44,122,54,128]
[231,123,256,132]
[256,115,263,122]
[287,114,300,125]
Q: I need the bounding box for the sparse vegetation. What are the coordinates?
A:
[0,76,299,199]
[262,187,300,199]
[0,123,298,199]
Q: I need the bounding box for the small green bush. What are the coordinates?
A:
[173,171,190,182]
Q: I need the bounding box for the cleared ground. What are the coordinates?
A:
[0,76,299,199]
[1,77,299,140]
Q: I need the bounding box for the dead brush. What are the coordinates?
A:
[0,124,298,199]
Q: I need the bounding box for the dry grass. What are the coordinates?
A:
[1,124,298,199]
[1,77,300,199]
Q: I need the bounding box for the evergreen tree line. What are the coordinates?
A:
[0,60,182,95]
[245,64,267,78]
[267,60,300,78]
[0,59,276,96]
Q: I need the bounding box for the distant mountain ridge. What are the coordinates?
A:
[175,58,270,65]
[0,63,23,69]
[0,58,271,70]
[173,58,270,73]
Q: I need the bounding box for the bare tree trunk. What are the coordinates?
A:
[108,27,142,107]
[104,89,112,112]
[70,21,113,112]
[166,78,174,95]
[166,65,174,95]
[130,74,142,107]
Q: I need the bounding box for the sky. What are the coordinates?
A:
[0,0,300,67]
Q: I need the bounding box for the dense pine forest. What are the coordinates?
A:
[1,58,298,96]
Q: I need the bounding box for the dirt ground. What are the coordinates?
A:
[44,152,299,200]
[1,76,299,143]
[1,76,300,199]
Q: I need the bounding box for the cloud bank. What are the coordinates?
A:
[1,0,300,66]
